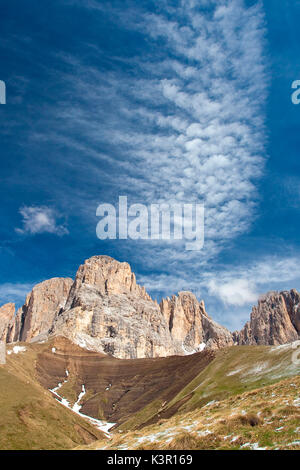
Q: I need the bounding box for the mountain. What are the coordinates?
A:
[0,255,233,358]
[234,290,300,346]
[0,255,300,358]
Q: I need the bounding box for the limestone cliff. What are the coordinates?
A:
[233,290,300,345]
[0,303,15,342]
[16,278,73,342]
[160,291,233,353]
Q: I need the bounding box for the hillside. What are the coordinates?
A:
[82,375,300,450]
[0,340,107,450]
[0,336,299,450]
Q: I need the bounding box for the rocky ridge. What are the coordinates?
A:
[0,255,299,358]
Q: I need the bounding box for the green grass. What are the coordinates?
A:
[0,343,105,450]
[118,343,300,431]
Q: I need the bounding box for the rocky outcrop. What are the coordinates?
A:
[16,278,73,342]
[234,290,300,346]
[51,256,177,359]
[0,303,15,342]
[160,291,233,353]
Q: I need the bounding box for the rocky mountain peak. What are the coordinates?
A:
[234,289,300,346]
[65,256,150,311]
[160,291,233,353]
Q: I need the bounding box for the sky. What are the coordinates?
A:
[1,0,300,331]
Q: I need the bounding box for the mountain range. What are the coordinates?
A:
[1,255,300,358]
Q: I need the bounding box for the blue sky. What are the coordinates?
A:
[1,0,300,331]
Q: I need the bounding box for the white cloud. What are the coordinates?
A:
[207,278,258,306]
[16,206,68,236]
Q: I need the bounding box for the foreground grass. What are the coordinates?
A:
[81,375,300,450]
[0,342,104,450]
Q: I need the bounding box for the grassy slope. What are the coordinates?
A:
[80,375,300,451]
[1,340,299,450]
[0,343,105,450]
[119,343,300,430]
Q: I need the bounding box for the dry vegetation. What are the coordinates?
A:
[82,375,300,451]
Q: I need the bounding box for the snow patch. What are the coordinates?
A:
[227,367,244,376]
[73,385,86,413]
[7,346,27,355]
[49,372,115,437]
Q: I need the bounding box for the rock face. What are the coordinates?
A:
[51,256,177,359]
[16,278,73,342]
[234,290,300,346]
[160,292,233,352]
[0,303,15,342]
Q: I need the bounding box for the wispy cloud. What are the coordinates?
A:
[0,282,34,307]
[16,206,68,236]
[36,0,268,260]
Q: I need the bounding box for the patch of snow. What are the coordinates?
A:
[181,424,196,432]
[241,442,251,448]
[287,440,300,447]
[73,385,86,413]
[243,362,269,376]
[227,367,244,377]
[60,397,71,407]
[251,442,267,450]
[241,442,266,450]
[269,343,295,353]
[275,426,284,432]
[204,400,216,407]
[196,429,212,437]
[8,346,27,355]
[293,398,300,407]
[49,372,115,437]
[231,436,240,443]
